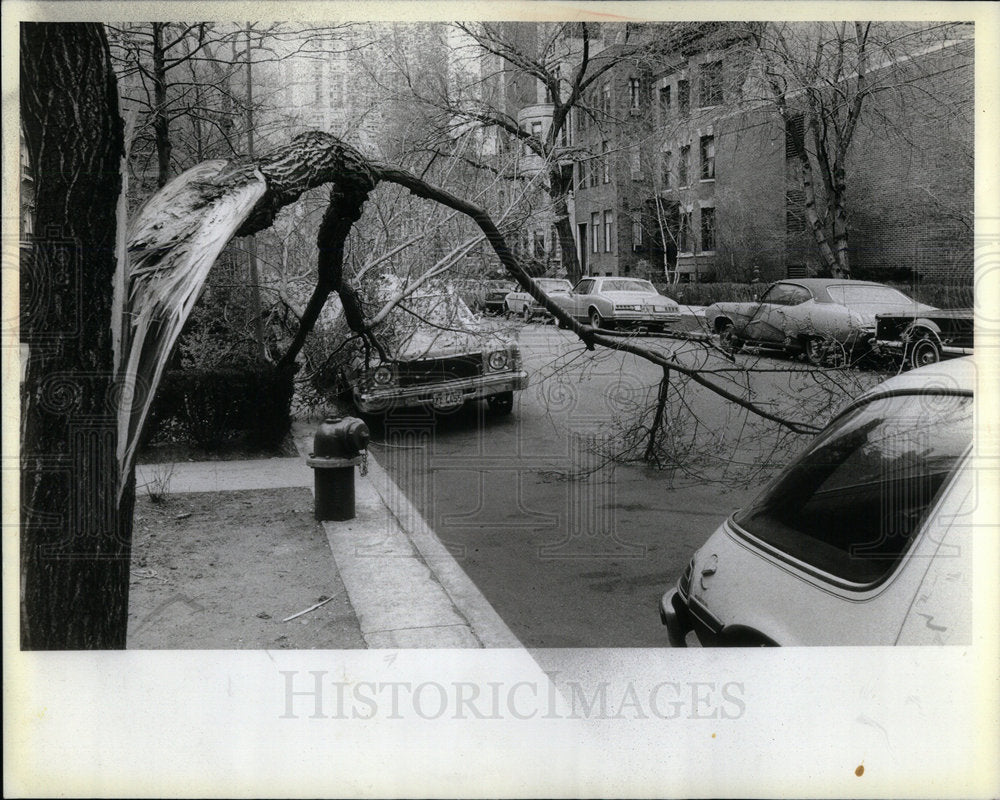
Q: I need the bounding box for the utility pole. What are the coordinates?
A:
[246,24,266,361]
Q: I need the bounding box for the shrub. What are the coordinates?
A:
[147,364,297,450]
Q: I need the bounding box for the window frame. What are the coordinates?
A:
[603,209,614,253]
[699,60,724,107]
[700,206,716,252]
[700,134,715,181]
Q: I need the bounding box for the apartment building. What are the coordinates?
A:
[562,24,973,283]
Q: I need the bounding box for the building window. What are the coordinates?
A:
[678,145,690,187]
[785,113,805,158]
[661,151,672,189]
[604,210,614,253]
[699,61,724,107]
[533,229,546,259]
[589,154,599,187]
[786,190,806,232]
[591,212,601,253]
[678,211,692,252]
[629,77,641,110]
[577,161,587,190]
[658,85,671,118]
[602,140,610,183]
[700,135,715,180]
[629,145,641,179]
[700,207,716,251]
[678,79,690,115]
[601,83,612,115]
[632,218,644,250]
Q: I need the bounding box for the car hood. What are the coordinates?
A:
[395,324,510,361]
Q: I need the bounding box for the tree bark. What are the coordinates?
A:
[152,23,171,188]
[20,23,131,649]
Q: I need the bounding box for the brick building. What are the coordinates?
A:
[562,24,973,284]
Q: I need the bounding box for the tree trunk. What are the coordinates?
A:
[548,164,582,283]
[20,23,131,649]
[152,23,171,188]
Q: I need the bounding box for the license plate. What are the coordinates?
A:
[431,390,463,411]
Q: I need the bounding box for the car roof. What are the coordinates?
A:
[772,278,892,288]
[854,357,975,406]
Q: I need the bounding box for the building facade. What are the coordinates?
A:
[558,24,973,284]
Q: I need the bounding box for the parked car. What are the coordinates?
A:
[480,279,517,314]
[344,293,528,415]
[659,357,974,646]
[874,308,974,369]
[504,278,574,321]
[704,279,936,365]
[550,276,681,331]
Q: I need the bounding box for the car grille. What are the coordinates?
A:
[396,355,483,387]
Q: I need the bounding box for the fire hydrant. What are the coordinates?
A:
[307,416,370,521]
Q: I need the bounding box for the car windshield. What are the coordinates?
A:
[602,279,658,293]
[537,279,573,293]
[826,285,917,308]
[733,392,972,586]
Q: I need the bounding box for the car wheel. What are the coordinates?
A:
[589,308,604,329]
[804,336,827,366]
[908,333,942,369]
[487,390,514,415]
[718,321,743,354]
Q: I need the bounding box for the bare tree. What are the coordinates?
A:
[741,21,972,278]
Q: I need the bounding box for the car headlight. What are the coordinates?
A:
[371,365,394,385]
[487,351,509,371]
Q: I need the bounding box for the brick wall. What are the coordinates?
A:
[847,41,973,283]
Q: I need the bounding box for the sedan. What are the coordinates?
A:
[704,279,935,365]
[660,357,974,646]
[551,276,681,331]
[345,294,528,415]
[504,278,573,321]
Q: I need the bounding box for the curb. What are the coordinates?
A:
[293,422,522,649]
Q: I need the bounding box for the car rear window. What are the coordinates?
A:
[733,392,972,586]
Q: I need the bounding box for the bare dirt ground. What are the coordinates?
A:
[127,486,365,649]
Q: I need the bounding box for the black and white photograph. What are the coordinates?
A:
[5,2,999,796]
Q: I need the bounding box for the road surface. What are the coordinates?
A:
[369,322,879,647]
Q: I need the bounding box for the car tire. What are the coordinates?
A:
[718,321,743,354]
[804,336,827,366]
[487,390,514,415]
[589,308,604,329]
[908,332,942,369]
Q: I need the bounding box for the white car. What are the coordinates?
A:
[551,276,681,331]
[504,278,574,322]
[660,357,975,646]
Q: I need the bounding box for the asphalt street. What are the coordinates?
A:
[369,322,881,647]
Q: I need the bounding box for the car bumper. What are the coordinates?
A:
[873,338,973,357]
[354,371,529,413]
[659,588,697,647]
[604,312,682,327]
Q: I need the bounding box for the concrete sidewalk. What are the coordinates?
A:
[134,426,521,649]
